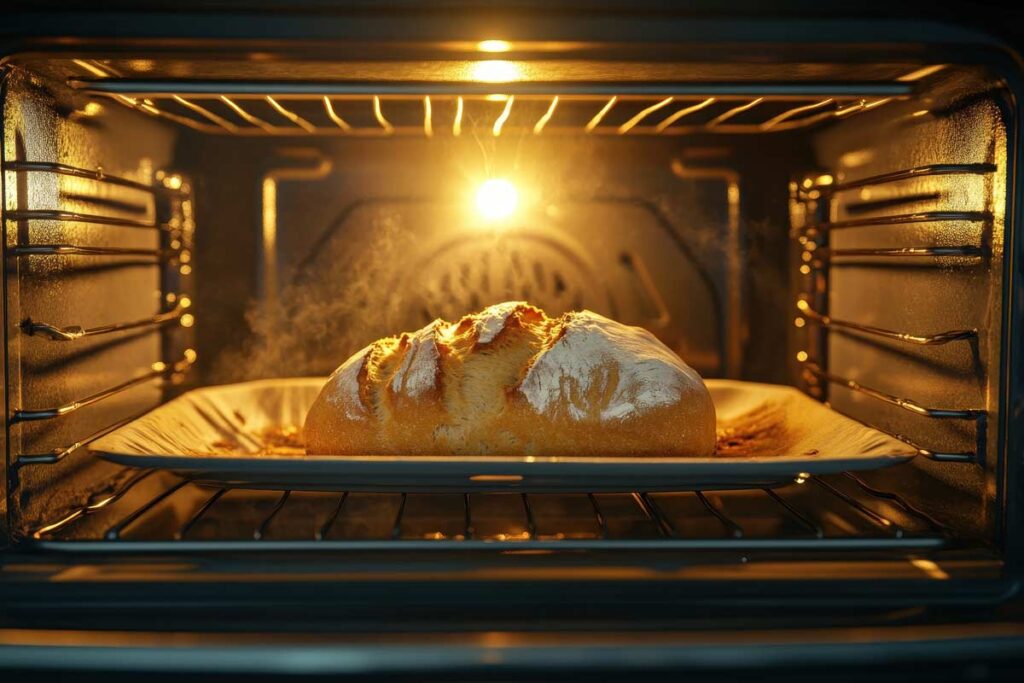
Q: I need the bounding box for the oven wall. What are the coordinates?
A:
[808,68,1011,539]
[2,67,179,538]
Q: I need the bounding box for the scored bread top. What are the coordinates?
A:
[304,301,716,456]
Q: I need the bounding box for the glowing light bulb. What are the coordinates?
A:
[475,179,519,221]
[478,40,511,53]
[470,60,520,83]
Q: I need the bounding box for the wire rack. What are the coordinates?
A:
[30,468,950,550]
[2,161,197,474]
[71,82,906,137]
[790,163,995,464]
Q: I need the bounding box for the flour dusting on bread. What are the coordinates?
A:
[389,320,442,398]
[519,311,702,421]
[324,343,373,420]
[475,300,524,345]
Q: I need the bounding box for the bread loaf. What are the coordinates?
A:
[304,302,716,457]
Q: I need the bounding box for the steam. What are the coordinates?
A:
[211,208,415,382]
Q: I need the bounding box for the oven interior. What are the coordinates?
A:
[0,47,1016,608]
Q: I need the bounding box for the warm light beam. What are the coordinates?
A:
[476,179,519,221]
[478,40,512,53]
[470,60,521,83]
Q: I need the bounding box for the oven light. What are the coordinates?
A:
[471,60,520,83]
[475,179,519,221]
[478,40,511,53]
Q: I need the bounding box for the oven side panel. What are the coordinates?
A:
[809,68,1012,539]
[2,66,180,538]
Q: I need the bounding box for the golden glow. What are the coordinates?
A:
[910,558,950,580]
[478,40,512,53]
[760,98,833,130]
[794,472,811,484]
[179,264,192,275]
[655,97,716,132]
[475,179,519,221]
[453,96,464,136]
[493,96,514,136]
[707,97,765,127]
[322,97,352,132]
[898,65,947,82]
[815,174,834,186]
[799,264,811,275]
[184,348,198,363]
[796,351,809,362]
[372,96,394,133]
[179,296,192,309]
[912,109,929,117]
[265,96,316,133]
[165,293,177,304]
[164,175,183,190]
[485,94,509,102]
[151,361,167,372]
[423,96,434,137]
[618,97,674,134]
[82,102,103,117]
[173,95,239,133]
[180,313,195,328]
[533,96,559,134]
[794,317,806,328]
[796,299,811,313]
[222,96,276,133]
[72,59,111,78]
[585,96,618,132]
[470,60,521,83]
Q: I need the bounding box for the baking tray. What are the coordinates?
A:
[90,378,917,492]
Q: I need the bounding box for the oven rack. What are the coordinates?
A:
[71,83,906,137]
[2,161,197,475]
[791,162,995,464]
[29,468,950,551]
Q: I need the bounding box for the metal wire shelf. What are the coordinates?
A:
[795,299,977,346]
[30,468,948,551]
[21,305,185,342]
[70,86,904,137]
[10,354,195,424]
[792,162,995,464]
[4,162,197,488]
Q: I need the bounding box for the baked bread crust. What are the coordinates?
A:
[304,302,716,457]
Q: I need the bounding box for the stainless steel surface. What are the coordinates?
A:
[794,86,1006,500]
[2,75,194,536]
